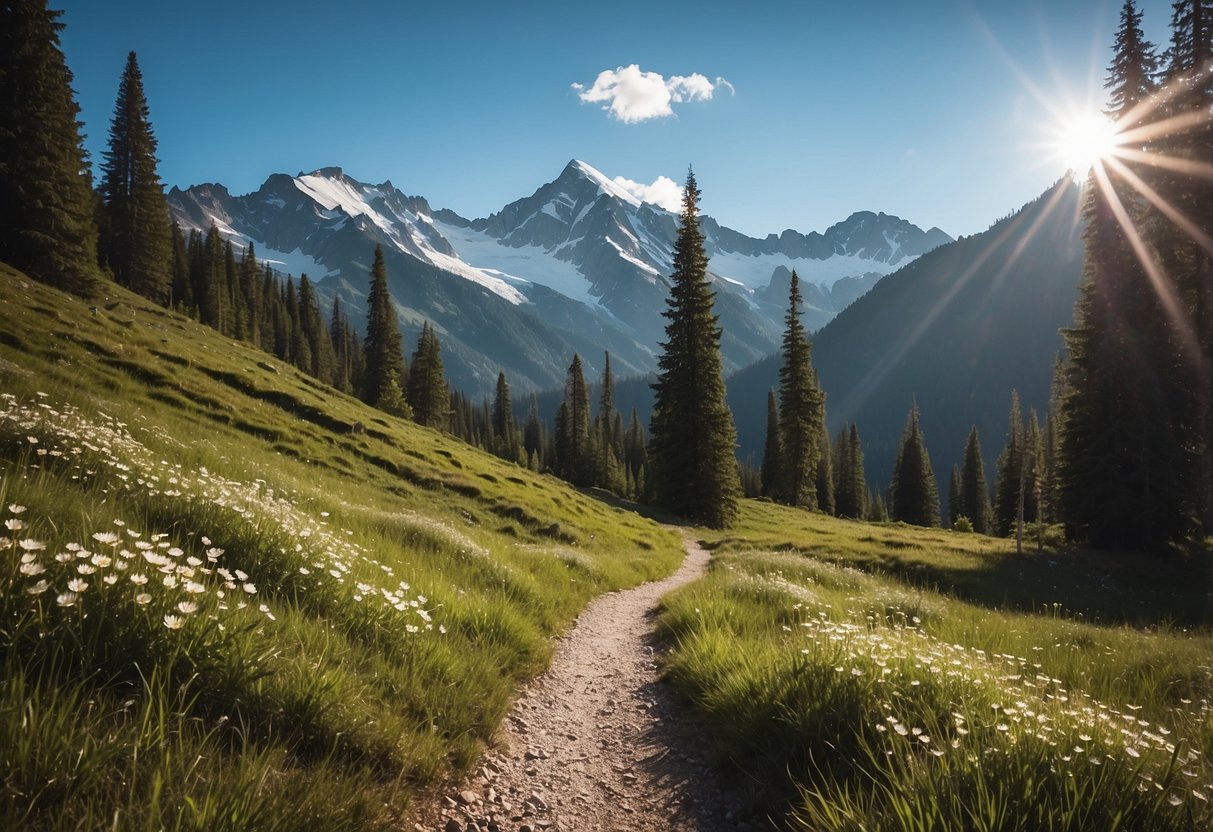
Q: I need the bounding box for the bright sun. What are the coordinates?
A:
[1056,110,1119,178]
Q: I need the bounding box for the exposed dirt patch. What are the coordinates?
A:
[414,532,775,832]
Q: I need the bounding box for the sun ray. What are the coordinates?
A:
[1103,155,1213,257]
[1111,146,1213,180]
[1089,161,1200,361]
[1114,108,1212,148]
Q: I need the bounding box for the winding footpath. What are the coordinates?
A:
[414,533,773,832]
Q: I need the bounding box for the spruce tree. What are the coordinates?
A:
[0,0,102,295]
[960,426,993,534]
[100,51,170,303]
[777,269,824,509]
[760,389,782,498]
[647,168,740,528]
[833,423,867,519]
[890,399,940,527]
[816,422,835,515]
[523,394,543,469]
[995,391,1026,536]
[1059,2,1200,549]
[948,465,964,528]
[407,321,448,430]
[363,245,407,407]
[169,221,189,310]
[555,354,592,485]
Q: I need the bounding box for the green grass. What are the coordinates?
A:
[0,264,682,830]
[658,501,1213,830]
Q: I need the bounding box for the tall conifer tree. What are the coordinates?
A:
[890,399,940,528]
[100,51,170,302]
[777,269,824,509]
[0,0,101,295]
[760,390,782,498]
[407,321,448,430]
[647,169,740,528]
[363,245,407,407]
[960,426,993,534]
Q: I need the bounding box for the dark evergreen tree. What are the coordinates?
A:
[647,169,740,528]
[169,221,190,310]
[100,51,170,302]
[407,321,448,430]
[816,422,835,515]
[960,426,993,534]
[297,274,336,385]
[760,389,782,498]
[1058,2,1202,550]
[890,399,940,527]
[0,0,101,295]
[523,394,543,470]
[624,408,648,498]
[777,269,824,509]
[555,354,593,485]
[948,465,964,528]
[995,391,1026,536]
[833,423,867,519]
[363,245,407,407]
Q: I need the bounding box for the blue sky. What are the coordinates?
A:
[57,0,1173,238]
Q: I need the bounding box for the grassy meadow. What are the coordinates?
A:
[659,501,1213,830]
[0,263,683,830]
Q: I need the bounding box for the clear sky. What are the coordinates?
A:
[56,0,1173,239]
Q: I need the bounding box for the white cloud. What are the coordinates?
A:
[571,64,733,123]
[611,175,683,212]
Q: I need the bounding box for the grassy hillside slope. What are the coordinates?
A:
[660,502,1212,830]
[0,263,682,830]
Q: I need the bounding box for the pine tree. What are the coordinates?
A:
[169,221,189,310]
[1058,3,1202,550]
[833,423,868,519]
[297,274,336,385]
[647,168,740,528]
[555,354,592,485]
[491,371,518,460]
[1161,0,1213,535]
[363,245,407,408]
[890,399,940,527]
[624,408,648,498]
[995,391,1025,536]
[0,0,102,295]
[816,422,835,515]
[776,269,824,509]
[948,465,964,528]
[100,51,170,303]
[760,389,782,498]
[960,426,993,534]
[596,352,625,492]
[407,321,448,430]
[523,394,543,469]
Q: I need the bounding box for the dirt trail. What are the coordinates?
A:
[415,532,773,832]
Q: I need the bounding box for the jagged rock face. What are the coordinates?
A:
[167,159,950,395]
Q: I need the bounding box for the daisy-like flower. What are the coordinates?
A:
[76,563,96,575]
[242,582,256,594]
[8,504,26,514]
[163,614,184,630]
[162,574,178,589]
[185,556,203,568]
[18,538,45,551]
[56,592,78,607]
[205,547,224,562]
[92,531,120,546]
[54,551,73,563]
[103,574,119,585]
[176,600,198,615]
[129,573,148,585]
[26,579,50,595]
[67,577,88,593]
[19,561,46,576]
[134,593,152,606]
[91,554,112,568]
[183,581,205,595]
